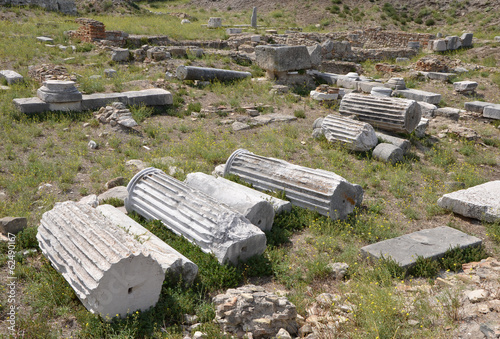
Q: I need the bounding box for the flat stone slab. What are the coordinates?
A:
[123,89,173,106]
[437,181,500,222]
[13,97,49,114]
[361,226,482,269]
[37,36,54,43]
[424,72,456,81]
[0,70,23,85]
[483,104,500,120]
[395,89,442,105]
[464,101,493,113]
[81,93,127,111]
[454,81,478,93]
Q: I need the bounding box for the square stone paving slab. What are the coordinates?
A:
[360,226,482,269]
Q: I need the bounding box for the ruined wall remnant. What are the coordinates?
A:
[68,18,106,42]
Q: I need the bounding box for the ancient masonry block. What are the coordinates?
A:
[37,202,165,318]
[70,18,106,42]
[0,70,23,85]
[125,168,267,265]
[320,114,378,152]
[361,226,482,269]
[184,172,281,231]
[255,45,312,73]
[437,181,500,222]
[339,93,421,133]
[176,66,251,82]
[483,105,500,120]
[223,149,363,220]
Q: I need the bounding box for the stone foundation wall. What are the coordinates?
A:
[0,0,76,15]
[68,18,106,42]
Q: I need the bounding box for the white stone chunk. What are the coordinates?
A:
[207,17,222,28]
[123,89,173,106]
[255,45,311,72]
[375,132,410,153]
[483,105,500,120]
[464,101,493,113]
[223,149,363,220]
[184,172,281,231]
[37,202,165,318]
[125,168,267,265]
[37,36,54,43]
[395,89,442,105]
[97,204,198,284]
[437,181,500,222]
[0,70,23,85]
[321,114,378,151]
[370,87,392,97]
[310,90,338,101]
[111,48,130,62]
[453,81,478,93]
[37,80,82,103]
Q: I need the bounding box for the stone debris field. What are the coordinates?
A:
[1,4,500,339]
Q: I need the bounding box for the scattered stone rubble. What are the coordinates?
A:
[94,102,138,130]
[213,285,298,338]
[28,64,75,83]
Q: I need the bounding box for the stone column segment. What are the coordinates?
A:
[125,168,266,265]
[223,149,363,220]
[36,201,164,318]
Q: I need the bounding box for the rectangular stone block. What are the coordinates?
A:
[123,89,173,106]
[437,181,500,222]
[425,72,456,81]
[37,36,54,43]
[48,101,82,112]
[255,45,311,72]
[81,93,127,111]
[13,97,49,114]
[395,89,442,105]
[0,70,24,85]
[464,101,494,113]
[483,105,500,120]
[361,226,482,269]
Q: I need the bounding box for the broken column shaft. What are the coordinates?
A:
[125,168,266,265]
[184,172,278,232]
[37,202,165,318]
[321,114,378,152]
[176,66,251,82]
[339,93,421,133]
[223,149,363,220]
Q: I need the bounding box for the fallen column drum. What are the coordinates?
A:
[125,168,267,265]
[339,93,421,133]
[223,149,363,220]
[37,201,165,318]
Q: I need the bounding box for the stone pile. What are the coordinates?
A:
[223,149,364,220]
[28,64,74,83]
[94,102,138,130]
[415,56,449,72]
[69,18,106,42]
[213,285,298,338]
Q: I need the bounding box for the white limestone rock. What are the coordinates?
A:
[437,181,500,222]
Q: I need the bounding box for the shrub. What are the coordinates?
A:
[294,109,306,119]
[425,18,435,26]
[408,256,440,278]
[440,245,488,272]
[100,197,124,207]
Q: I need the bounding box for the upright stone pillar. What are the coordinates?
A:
[37,202,165,318]
[223,149,363,220]
[339,93,421,133]
[251,7,257,28]
[125,168,267,265]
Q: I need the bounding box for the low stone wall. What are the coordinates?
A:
[68,18,105,42]
[0,0,76,15]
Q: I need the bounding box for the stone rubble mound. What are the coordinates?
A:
[94,102,139,129]
[213,284,298,338]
